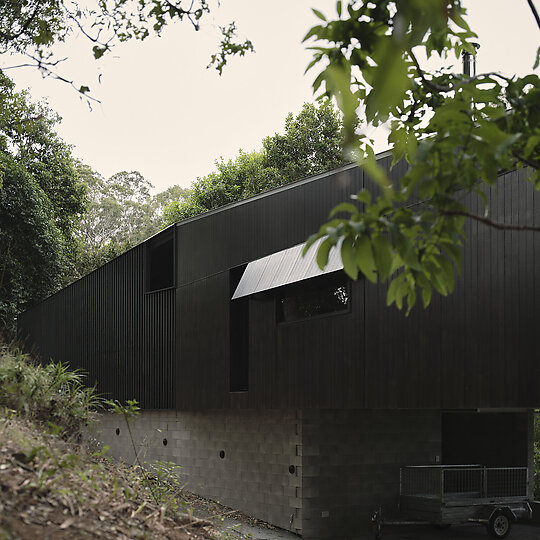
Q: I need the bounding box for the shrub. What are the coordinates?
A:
[0,341,99,437]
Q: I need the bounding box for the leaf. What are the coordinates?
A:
[523,134,540,159]
[351,189,371,204]
[316,237,333,270]
[365,37,411,122]
[303,233,321,256]
[371,234,393,281]
[312,8,327,21]
[386,276,400,307]
[362,154,392,193]
[394,232,421,271]
[435,255,455,294]
[303,25,322,43]
[355,235,377,283]
[329,202,358,218]
[424,260,448,296]
[534,46,540,70]
[388,274,407,310]
[406,286,417,314]
[79,86,90,94]
[495,133,521,160]
[421,283,432,308]
[341,235,358,280]
[440,241,462,267]
[92,45,107,59]
[336,0,342,17]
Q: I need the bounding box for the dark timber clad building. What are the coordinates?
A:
[18,153,540,539]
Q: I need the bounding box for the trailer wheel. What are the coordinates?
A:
[371,507,383,540]
[487,510,512,539]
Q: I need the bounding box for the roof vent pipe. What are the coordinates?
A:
[462,43,480,76]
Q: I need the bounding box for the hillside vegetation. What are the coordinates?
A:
[0,342,217,539]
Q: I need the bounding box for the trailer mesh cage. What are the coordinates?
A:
[400,465,529,501]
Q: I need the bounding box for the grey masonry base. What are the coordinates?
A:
[94,409,533,540]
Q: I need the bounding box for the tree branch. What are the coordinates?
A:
[0,2,42,42]
[512,150,540,170]
[442,209,540,231]
[527,0,540,31]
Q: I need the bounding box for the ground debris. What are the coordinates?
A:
[0,412,215,540]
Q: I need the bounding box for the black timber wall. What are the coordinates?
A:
[174,164,367,410]
[18,239,175,409]
[362,168,539,410]
[175,163,540,411]
[18,159,540,411]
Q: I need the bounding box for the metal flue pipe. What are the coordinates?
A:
[462,43,480,76]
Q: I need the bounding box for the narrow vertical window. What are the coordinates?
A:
[230,265,248,392]
[146,229,175,292]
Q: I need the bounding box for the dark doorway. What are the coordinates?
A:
[442,411,529,467]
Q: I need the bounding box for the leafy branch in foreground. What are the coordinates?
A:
[304,0,540,313]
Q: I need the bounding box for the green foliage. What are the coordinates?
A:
[0,341,99,437]
[105,398,140,421]
[304,1,540,313]
[263,100,352,181]
[163,100,347,225]
[208,21,255,75]
[141,460,184,510]
[0,1,253,94]
[0,74,85,336]
[76,167,154,249]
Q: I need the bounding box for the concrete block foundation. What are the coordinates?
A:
[93,409,443,539]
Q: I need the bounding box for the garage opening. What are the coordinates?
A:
[442,411,529,467]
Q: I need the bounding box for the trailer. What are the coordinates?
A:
[372,465,532,539]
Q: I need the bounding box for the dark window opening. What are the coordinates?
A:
[146,231,175,292]
[230,264,249,392]
[277,272,350,323]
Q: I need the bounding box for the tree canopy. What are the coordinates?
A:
[69,164,187,281]
[304,0,540,313]
[0,73,85,337]
[163,100,347,225]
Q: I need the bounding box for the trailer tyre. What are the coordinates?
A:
[487,510,512,539]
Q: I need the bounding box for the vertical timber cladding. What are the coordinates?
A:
[174,164,366,410]
[17,229,176,409]
[364,167,540,410]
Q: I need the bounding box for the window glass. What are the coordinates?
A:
[146,232,174,292]
[277,272,349,323]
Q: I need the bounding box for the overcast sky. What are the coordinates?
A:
[4,0,539,193]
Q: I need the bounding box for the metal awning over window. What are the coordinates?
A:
[232,239,343,300]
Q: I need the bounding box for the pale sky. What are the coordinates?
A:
[4,0,539,193]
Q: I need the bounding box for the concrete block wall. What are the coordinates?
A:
[300,409,441,539]
[93,409,302,533]
[92,408,442,539]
